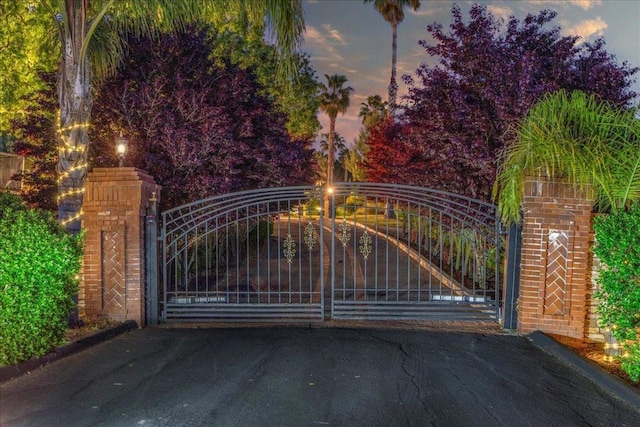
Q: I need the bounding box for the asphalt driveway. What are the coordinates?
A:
[1,326,639,426]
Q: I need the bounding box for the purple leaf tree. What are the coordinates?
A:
[366,4,638,201]
[91,27,313,209]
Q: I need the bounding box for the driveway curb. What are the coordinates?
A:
[0,320,138,384]
[528,330,640,411]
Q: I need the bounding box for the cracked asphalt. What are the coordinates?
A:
[1,327,639,426]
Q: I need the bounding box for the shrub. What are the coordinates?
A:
[0,193,83,366]
[593,204,640,381]
[0,191,27,219]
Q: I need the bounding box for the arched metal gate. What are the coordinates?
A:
[158,183,504,323]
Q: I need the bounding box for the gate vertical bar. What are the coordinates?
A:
[329,188,335,319]
[161,214,167,322]
[319,187,325,316]
[503,222,522,329]
[146,193,158,325]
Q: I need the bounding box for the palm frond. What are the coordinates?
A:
[82,0,303,82]
[495,90,640,223]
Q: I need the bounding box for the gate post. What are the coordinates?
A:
[517,175,593,339]
[502,222,522,330]
[145,192,159,326]
[80,168,160,327]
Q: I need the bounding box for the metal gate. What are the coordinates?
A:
[159,183,504,323]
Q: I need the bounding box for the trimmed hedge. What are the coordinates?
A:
[0,193,83,366]
[593,204,640,382]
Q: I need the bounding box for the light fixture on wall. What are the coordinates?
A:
[115,133,128,167]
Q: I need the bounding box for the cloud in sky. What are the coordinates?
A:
[487,5,513,22]
[526,0,602,10]
[568,0,603,10]
[562,17,608,41]
[304,25,344,62]
[329,63,357,74]
[409,8,437,17]
[321,24,347,45]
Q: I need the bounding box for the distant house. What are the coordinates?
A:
[0,151,25,191]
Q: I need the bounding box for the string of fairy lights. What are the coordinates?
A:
[56,120,90,227]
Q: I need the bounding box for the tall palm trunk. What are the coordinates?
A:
[57,11,92,234]
[388,21,398,115]
[328,115,336,185]
[344,158,348,182]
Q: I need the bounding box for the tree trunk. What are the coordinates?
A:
[328,115,336,186]
[389,22,398,116]
[57,9,92,234]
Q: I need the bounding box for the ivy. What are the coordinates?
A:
[0,192,83,366]
[593,203,640,381]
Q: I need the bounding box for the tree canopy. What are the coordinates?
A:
[364,4,638,201]
[90,27,313,209]
[211,27,320,141]
[9,72,58,211]
[0,1,57,132]
[0,0,305,233]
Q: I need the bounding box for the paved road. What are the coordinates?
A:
[1,327,638,426]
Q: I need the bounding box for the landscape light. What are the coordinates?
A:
[116,133,128,167]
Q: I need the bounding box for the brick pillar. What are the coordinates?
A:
[80,168,160,326]
[518,175,593,339]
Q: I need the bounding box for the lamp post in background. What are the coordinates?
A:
[116,133,128,167]
[326,185,335,219]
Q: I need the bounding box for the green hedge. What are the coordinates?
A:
[593,204,640,381]
[0,193,83,366]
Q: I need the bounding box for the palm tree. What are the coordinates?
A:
[494,89,640,223]
[319,132,347,155]
[364,0,420,115]
[318,74,353,186]
[338,145,351,182]
[359,94,389,129]
[48,0,304,233]
[318,133,352,182]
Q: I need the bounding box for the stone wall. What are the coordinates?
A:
[586,224,605,342]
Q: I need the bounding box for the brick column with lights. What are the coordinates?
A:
[517,175,594,339]
[79,168,160,326]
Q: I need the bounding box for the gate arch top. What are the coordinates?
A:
[328,183,499,239]
[162,185,320,239]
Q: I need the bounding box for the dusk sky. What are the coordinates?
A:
[300,0,640,146]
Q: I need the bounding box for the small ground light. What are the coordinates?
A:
[116,133,128,167]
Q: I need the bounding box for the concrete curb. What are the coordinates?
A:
[528,330,640,411]
[0,320,138,384]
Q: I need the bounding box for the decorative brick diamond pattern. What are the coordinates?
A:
[544,230,568,315]
[102,230,126,313]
